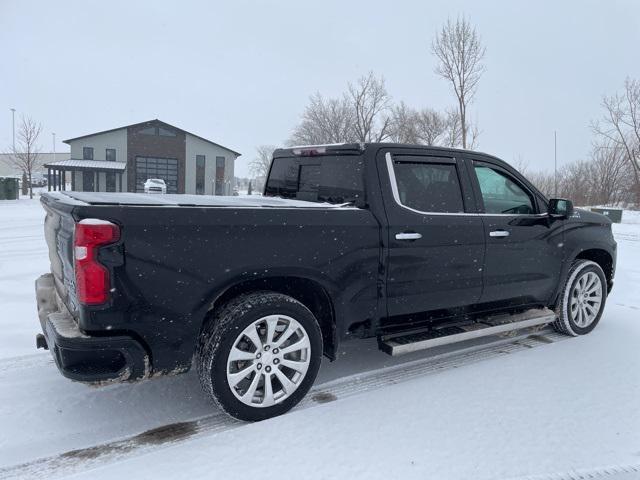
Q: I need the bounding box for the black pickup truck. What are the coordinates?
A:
[36,143,616,421]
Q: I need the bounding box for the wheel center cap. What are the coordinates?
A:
[261,350,274,365]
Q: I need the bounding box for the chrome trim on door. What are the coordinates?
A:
[489,230,510,237]
[395,232,423,240]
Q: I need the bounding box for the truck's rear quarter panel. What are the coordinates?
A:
[42,192,381,376]
[105,206,380,372]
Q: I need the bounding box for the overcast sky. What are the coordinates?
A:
[1,0,639,177]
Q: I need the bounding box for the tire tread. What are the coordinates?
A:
[553,259,606,336]
[196,291,320,420]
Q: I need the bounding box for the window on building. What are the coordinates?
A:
[139,127,156,135]
[106,148,116,162]
[158,127,176,137]
[139,126,177,137]
[83,147,94,160]
[82,171,95,191]
[215,156,225,195]
[106,172,116,192]
[196,155,205,195]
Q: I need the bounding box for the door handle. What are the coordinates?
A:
[395,232,422,240]
[489,230,510,238]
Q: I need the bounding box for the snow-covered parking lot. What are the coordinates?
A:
[0,198,639,480]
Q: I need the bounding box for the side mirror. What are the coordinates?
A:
[548,198,574,218]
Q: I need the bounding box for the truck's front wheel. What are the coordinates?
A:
[554,259,607,336]
[197,291,323,421]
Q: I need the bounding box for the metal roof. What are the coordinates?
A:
[44,159,127,171]
[62,119,241,157]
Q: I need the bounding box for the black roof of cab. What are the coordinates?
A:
[274,142,506,165]
[273,142,508,166]
[272,142,547,201]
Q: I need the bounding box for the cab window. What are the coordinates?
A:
[392,160,465,213]
[265,155,365,204]
[474,164,534,214]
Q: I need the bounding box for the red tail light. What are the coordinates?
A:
[74,219,120,305]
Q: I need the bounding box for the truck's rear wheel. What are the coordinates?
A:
[554,259,607,336]
[197,291,322,421]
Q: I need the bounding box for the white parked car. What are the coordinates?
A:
[144,178,167,194]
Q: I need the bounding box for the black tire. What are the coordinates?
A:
[553,259,608,336]
[197,291,323,421]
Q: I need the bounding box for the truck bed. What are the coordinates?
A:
[38,190,380,377]
[47,191,354,209]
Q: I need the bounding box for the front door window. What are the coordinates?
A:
[474,165,534,214]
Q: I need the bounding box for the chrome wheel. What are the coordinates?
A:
[226,315,311,408]
[570,271,603,328]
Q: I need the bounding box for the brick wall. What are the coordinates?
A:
[126,121,186,193]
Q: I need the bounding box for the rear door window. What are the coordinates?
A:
[390,158,465,213]
[265,156,365,204]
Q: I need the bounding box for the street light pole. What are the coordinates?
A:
[10,108,16,151]
[52,132,56,162]
[554,131,558,197]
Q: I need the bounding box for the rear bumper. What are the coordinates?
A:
[35,274,149,384]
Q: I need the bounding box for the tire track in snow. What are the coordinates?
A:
[0,330,570,480]
[504,462,640,480]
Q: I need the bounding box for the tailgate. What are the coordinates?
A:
[41,193,80,316]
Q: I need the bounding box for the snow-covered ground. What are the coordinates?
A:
[0,197,48,359]
[0,198,639,479]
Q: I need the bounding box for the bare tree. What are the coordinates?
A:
[415,108,448,145]
[527,139,635,207]
[388,102,419,143]
[249,145,275,179]
[432,16,486,149]
[467,122,481,150]
[289,93,354,145]
[5,116,42,199]
[527,170,555,198]
[289,72,391,145]
[389,103,461,147]
[288,69,477,150]
[511,155,529,176]
[348,72,392,143]
[566,161,599,206]
[592,77,640,206]
[587,141,632,206]
[442,108,463,147]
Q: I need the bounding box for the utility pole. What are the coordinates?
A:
[52,132,56,162]
[10,108,16,151]
[554,131,557,197]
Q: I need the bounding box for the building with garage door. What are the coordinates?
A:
[44,119,240,195]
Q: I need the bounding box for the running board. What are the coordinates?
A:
[379,308,557,356]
